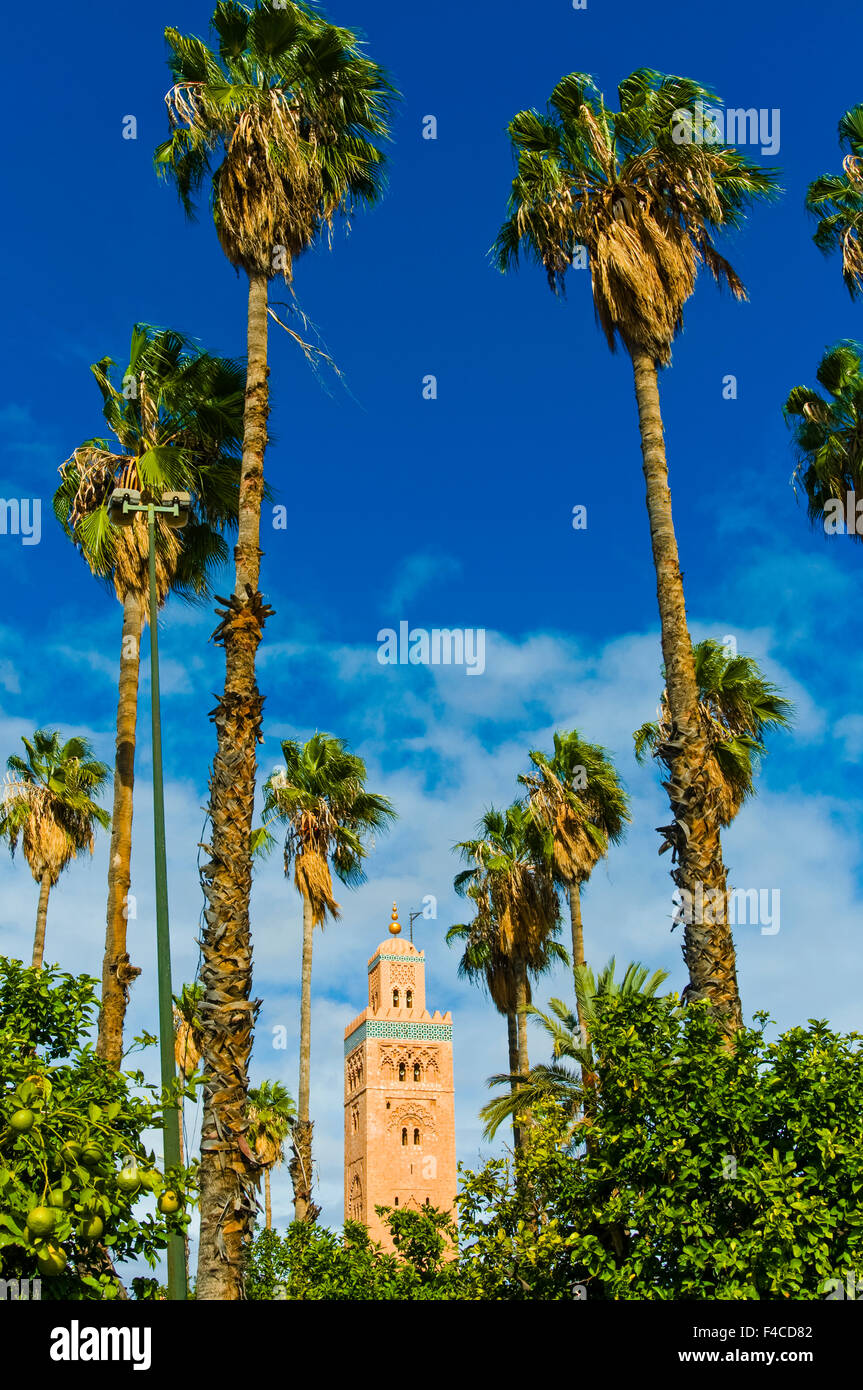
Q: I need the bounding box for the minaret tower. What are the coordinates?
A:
[344,903,456,1249]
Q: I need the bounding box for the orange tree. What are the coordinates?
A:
[0,960,194,1299]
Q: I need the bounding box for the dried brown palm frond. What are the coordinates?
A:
[250,1129,281,1169]
[173,1007,202,1081]
[650,693,740,827]
[60,448,178,611]
[490,859,558,961]
[65,447,127,526]
[487,951,529,1016]
[112,515,177,610]
[208,93,327,278]
[586,199,697,362]
[293,849,340,927]
[2,779,86,885]
[522,768,602,884]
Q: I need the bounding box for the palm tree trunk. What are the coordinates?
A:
[197,269,271,1301]
[265,1167,272,1231]
[506,1009,522,1150]
[32,871,52,969]
[514,958,530,1075]
[513,958,531,1150]
[97,589,144,1065]
[630,350,742,1032]
[568,880,589,1051]
[290,894,317,1222]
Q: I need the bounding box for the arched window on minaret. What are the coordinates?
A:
[398,1061,406,1081]
[413,1128,421,1146]
[392,988,400,1007]
[401,1128,408,1146]
[413,1061,421,1082]
[406,989,413,1008]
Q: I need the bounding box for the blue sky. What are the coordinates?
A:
[2,0,863,1272]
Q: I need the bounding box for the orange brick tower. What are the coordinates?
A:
[344,903,456,1249]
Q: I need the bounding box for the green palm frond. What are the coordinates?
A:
[806,104,863,298]
[785,340,863,533]
[262,732,395,924]
[480,957,672,1139]
[493,67,778,362]
[1,728,111,882]
[519,729,630,890]
[156,1,398,275]
[635,639,793,825]
[54,323,244,609]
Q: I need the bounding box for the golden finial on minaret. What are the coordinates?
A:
[389,901,401,935]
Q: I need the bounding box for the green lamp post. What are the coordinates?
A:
[108,486,190,1301]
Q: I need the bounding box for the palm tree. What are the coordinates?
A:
[784,340,863,535]
[493,70,777,1030]
[260,733,395,1223]
[54,324,244,1066]
[454,804,561,1090]
[634,639,793,831]
[520,731,629,1027]
[480,958,670,1139]
[806,105,863,297]
[246,1081,296,1230]
[0,730,110,968]
[446,890,567,1147]
[154,0,396,1299]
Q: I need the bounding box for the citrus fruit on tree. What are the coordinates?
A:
[36,1241,67,1276]
[81,1144,104,1168]
[26,1206,58,1237]
[78,1215,104,1242]
[157,1190,181,1215]
[60,1141,83,1164]
[116,1165,140,1195]
[47,1189,70,1208]
[9,1109,35,1132]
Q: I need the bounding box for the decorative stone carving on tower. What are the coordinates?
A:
[344,903,456,1250]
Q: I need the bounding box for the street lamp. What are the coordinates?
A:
[107,488,191,1301]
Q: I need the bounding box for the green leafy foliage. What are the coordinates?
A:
[246,1207,458,1300]
[457,997,863,1299]
[0,961,195,1299]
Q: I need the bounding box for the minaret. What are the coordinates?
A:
[344,903,456,1249]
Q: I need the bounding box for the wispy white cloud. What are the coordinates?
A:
[382,550,463,612]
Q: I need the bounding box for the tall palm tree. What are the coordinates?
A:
[0,730,110,968]
[454,804,561,1090]
[246,1081,296,1230]
[480,958,670,1139]
[520,730,629,1023]
[260,733,395,1223]
[806,105,863,298]
[634,639,793,831]
[493,70,777,1031]
[54,325,244,1066]
[154,0,396,1299]
[446,890,567,1147]
[784,340,863,534]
